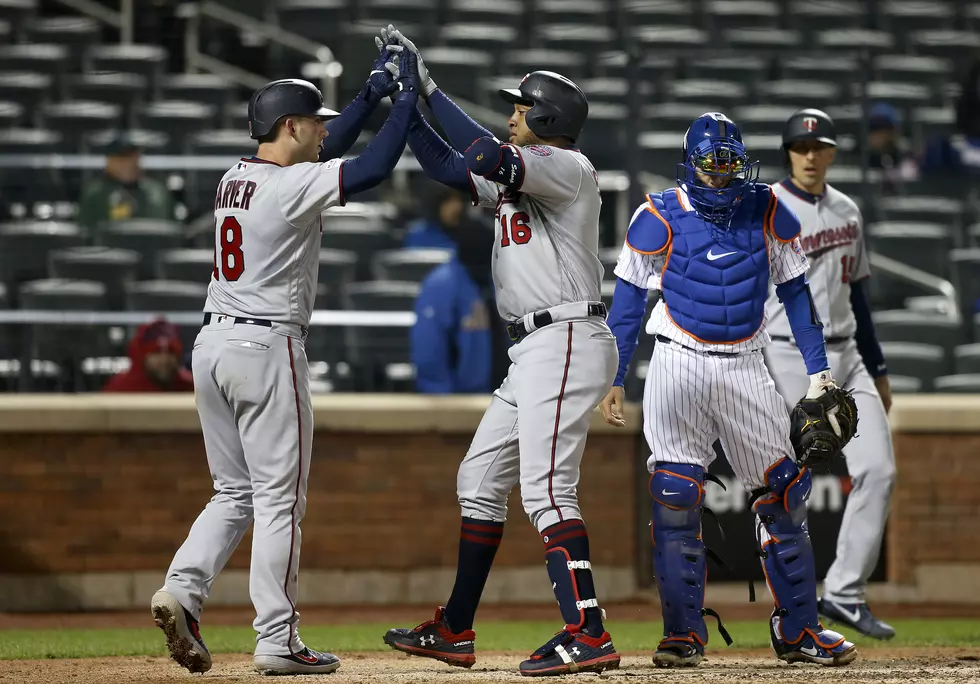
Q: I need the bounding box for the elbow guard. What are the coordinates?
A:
[464,137,524,190]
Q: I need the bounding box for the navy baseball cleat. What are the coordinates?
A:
[519,625,620,677]
[254,647,341,675]
[652,636,704,668]
[150,590,212,674]
[383,607,476,668]
[819,599,896,640]
[769,611,858,666]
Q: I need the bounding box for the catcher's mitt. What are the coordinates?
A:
[789,387,859,468]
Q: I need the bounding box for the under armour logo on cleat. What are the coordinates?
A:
[420,635,436,647]
[570,647,581,657]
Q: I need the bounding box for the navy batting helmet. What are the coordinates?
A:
[247,79,340,140]
[498,71,589,143]
[782,108,838,149]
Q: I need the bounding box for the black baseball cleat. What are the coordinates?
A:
[383,607,476,668]
[150,590,212,674]
[253,647,341,675]
[819,599,896,640]
[519,625,620,677]
[652,636,704,668]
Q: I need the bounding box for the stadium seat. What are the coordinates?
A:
[788,0,868,33]
[623,0,696,27]
[878,342,948,390]
[538,0,611,25]
[503,50,589,83]
[0,281,14,359]
[160,74,239,108]
[592,51,677,82]
[48,246,142,311]
[18,278,112,376]
[779,55,860,83]
[321,210,396,279]
[726,27,801,49]
[156,248,213,284]
[275,0,350,44]
[372,248,452,283]
[953,344,980,374]
[86,128,169,155]
[685,55,769,86]
[40,100,124,152]
[138,100,217,151]
[643,102,718,136]
[880,0,956,33]
[418,47,494,103]
[317,249,359,309]
[887,374,923,393]
[537,23,616,54]
[908,30,980,65]
[0,43,69,74]
[754,80,843,109]
[25,16,102,62]
[872,310,964,352]
[343,280,420,390]
[705,0,781,28]
[359,0,437,25]
[910,106,957,143]
[933,374,980,393]
[97,219,186,280]
[0,99,21,127]
[224,100,249,131]
[448,0,524,27]
[186,129,255,158]
[867,222,952,279]
[631,25,708,49]
[577,103,628,169]
[65,72,149,126]
[873,54,953,85]
[86,44,168,88]
[440,22,517,53]
[949,249,980,333]
[125,280,205,353]
[817,29,895,51]
[668,79,747,108]
[874,195,965,228]
[732,105,800,136]
[0,71,51,117]
[0,221,86,294]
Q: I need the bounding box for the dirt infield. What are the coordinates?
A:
[1,649,977,684]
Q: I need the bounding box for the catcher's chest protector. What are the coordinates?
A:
[657,187,771,343]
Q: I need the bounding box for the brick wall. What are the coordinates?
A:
[0,431,639,575]
[889,433,980,585]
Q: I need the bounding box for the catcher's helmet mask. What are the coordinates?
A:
[248,79,340,141]
[498,70,589,144]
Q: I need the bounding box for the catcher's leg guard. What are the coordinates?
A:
[753,457,857,666]
[650,464,730,667]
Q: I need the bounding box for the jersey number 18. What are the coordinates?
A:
[213,216,245,282]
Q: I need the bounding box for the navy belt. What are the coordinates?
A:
[655,334,742,357]
[203,312,273,328]
[770,335,851,344]
[507,302,607,344]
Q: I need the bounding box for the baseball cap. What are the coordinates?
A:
[868,103,900,132]
[104,131,141,156]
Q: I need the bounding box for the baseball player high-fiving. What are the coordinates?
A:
[764,109,896,639]
[150,52,420,676]
[377,27,620,677]
[601,113,858,668]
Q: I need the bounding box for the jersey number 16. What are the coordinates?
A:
[213,216,245,282]
[499,211,532,247]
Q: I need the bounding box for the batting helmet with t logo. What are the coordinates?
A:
[498,71,589,143]
[247,79,340,140]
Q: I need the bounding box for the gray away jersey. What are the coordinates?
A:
[205,157,343,326]
[765,181,869,339]
[469,145,604,321]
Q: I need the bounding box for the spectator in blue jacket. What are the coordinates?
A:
[411,224,499,394]
[403,186,466,250]
[922,60,980,174]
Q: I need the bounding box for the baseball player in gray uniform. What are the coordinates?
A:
[378,28,620,677]
[763,109,896,639]
[150,53,420,676]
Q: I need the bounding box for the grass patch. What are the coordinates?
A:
[1,619,978,660]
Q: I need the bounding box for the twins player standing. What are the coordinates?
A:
[379,28,620,676]
[150,52,420,676]
[764,108,896,639]
[601,113,857,668]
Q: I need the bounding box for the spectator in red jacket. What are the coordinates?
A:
[103,318,193,392]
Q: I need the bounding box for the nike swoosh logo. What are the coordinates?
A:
[800,645,820,657]
[834,604,863,624]
[707,249,738,261]
[661,490,679,496]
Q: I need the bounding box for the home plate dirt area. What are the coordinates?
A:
[1,649,978,684]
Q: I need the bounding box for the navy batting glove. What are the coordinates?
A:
[464,137,502,176]
[365,42,398,101]
[391,48,419,100]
